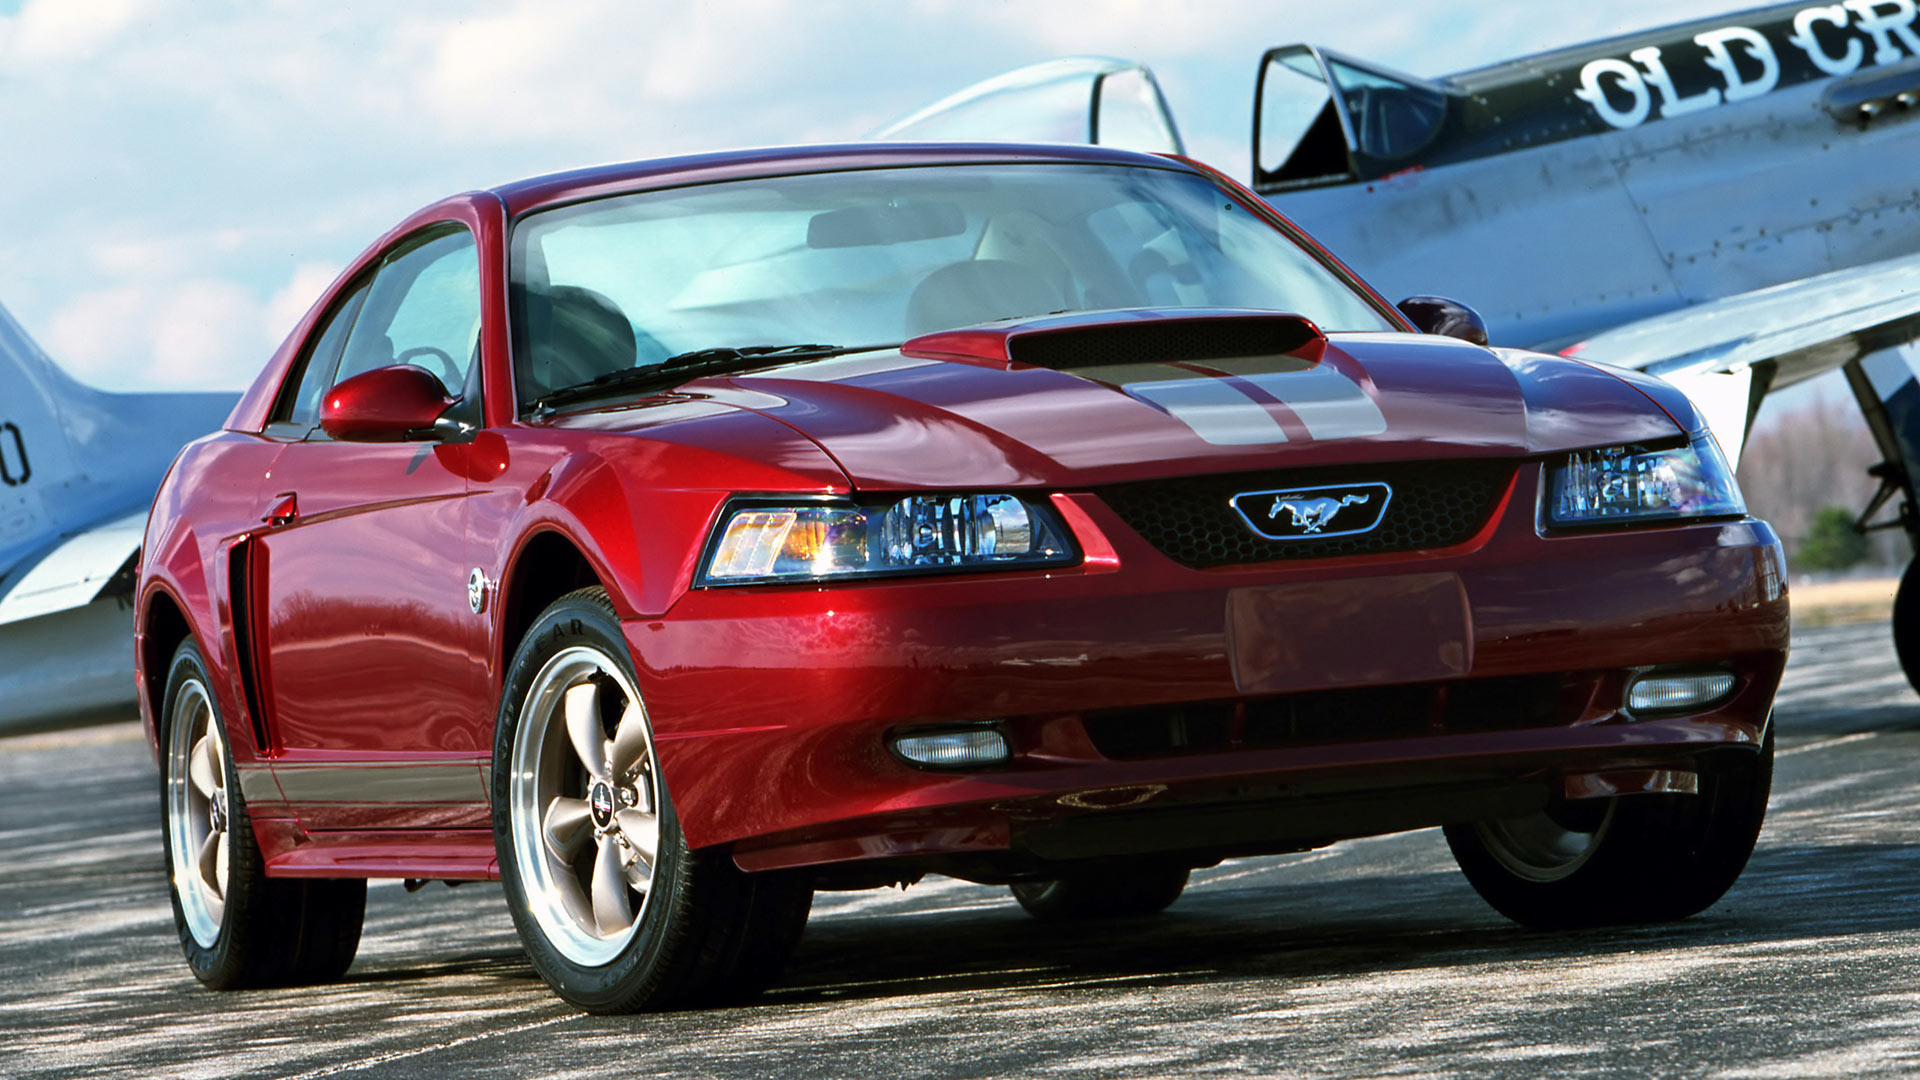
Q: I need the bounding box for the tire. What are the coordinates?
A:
[492,587,812,1013]
[1010,862,1190,921]
[161,639,366,988]
[1893,556,1920,695]
[1445,723,1773,930]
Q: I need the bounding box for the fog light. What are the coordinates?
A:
[1626,671,1737,714]
[891,727,1010,768]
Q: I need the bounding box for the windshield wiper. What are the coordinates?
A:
[529,343,886,415]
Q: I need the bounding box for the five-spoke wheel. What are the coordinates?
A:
[494,588,813,1012]
[508,646,664,966]
[166,676,230,948]
[1446,726,1774,929]
[160,639,365,988]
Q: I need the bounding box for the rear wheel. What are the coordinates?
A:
[494,588,812,1013]
[1445,724,1773,929]
[1010,862,1190,921]
[1892,556,1920,695]
[161,640,365,988]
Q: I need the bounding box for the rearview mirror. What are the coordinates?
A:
[808,202,966,248]
[1396,296,1490,347]
[319,364,457,442]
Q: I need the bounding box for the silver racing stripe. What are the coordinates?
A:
[268,762,490,805]
[235,765,285,807]
[1237,365,1387,441]
[1118,362,1385,447]
[1125,377,1290,446]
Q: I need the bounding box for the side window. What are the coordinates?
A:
[269,280,369,428]
[1257,51,1353,190]
[336,228,481,397]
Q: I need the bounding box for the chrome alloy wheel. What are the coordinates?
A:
[1473,801,1618,884]
[166,678,229,947]
[509,646,663,967]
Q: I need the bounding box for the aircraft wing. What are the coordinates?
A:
[0,510,143,626]
[1554,251,1920,463]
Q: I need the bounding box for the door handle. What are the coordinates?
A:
[261,492,299,527]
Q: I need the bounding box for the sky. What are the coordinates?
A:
[0,0,1762,393]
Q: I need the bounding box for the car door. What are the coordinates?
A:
[256,225,492,830]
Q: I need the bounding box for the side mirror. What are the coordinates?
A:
[319,364,456,442]
[1396,296,1490,347]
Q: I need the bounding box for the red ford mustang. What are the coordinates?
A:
[137,143,1787,1013]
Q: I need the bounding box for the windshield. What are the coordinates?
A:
[509,162,1396,409]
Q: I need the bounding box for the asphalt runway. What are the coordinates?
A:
[5,619,1919,1079]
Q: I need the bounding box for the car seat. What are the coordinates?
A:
[517,286,638,404]
[904,260,1068,338]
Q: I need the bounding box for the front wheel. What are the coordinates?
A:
[1445,724,1773,929]
[161,639,365,988]
[493,588,812,1013]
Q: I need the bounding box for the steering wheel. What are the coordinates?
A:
[395,345,460,390]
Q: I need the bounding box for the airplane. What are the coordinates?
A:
[876,2,1920,687]
[0,303,234,732]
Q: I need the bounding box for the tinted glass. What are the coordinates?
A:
[1259,53,1343,178]
[510,163,1395,408]
[1327,59,1445,160]
[337,228,481,396]
[272,281,368,427]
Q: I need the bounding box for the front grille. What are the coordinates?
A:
[1084,675,1582,760]
[1098,460,1513,568]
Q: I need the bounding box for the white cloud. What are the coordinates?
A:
[423,4,610,140]
[0,0,1800,392]
[43,285,147,384]
[265,262,343,346]
[40,266,323,392]
[149,278,259,387]
[3,0,152,62]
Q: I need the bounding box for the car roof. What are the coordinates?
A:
[489,141,1197,217]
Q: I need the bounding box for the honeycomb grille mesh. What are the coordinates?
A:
[1098,461,1514,568]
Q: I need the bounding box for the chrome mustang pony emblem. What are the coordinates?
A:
[1271,493,1369,533]
[1229,482,1393,540]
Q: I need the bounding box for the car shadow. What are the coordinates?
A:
[758,840,1920,1007]
[338,950,541,988]
[1777,701,1920,738]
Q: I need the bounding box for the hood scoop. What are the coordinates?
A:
[901,308,1326,370]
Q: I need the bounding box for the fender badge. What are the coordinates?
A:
[467,568,490,615]
[1230,482,1393,540]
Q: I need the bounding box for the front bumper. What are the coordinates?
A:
[631,469,1788,879]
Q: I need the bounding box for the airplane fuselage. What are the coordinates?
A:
[1262,3,1920,361]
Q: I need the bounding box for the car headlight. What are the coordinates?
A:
[1545,434,1745,528]
[700,494,1077,584]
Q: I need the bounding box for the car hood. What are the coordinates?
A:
[562,310,1687,490]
